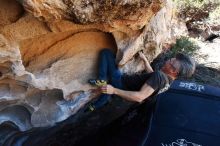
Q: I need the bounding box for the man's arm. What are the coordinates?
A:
[138,51,153,73]
[101,84,155,103]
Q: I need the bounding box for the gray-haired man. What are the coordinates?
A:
[88,49,196,111]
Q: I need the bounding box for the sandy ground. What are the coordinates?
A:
[191,38,220,87]
[195,38,220,69]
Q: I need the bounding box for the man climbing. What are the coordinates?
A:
[88,48,195,111]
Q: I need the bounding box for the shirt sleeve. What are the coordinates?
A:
[145,71,164,90]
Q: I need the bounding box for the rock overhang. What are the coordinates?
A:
[0,0,187,128]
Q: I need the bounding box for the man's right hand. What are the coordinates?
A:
[100,84,115,95]
[138,51,154,73]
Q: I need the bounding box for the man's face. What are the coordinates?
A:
[161,58,181,77]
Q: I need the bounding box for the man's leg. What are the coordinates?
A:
[98,49,117,80]
[90,49,123,110]
[89,49,116,86]
[98,49,123,88]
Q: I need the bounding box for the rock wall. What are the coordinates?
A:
[0,0,187,129]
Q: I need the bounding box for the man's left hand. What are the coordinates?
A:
[138,51,147,61]
[100,84,115,95]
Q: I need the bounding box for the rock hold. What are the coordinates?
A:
[0,0,187,128]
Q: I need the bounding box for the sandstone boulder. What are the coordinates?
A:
[0,0,187,128]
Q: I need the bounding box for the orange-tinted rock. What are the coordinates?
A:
[1,14,50,41]
[0,0,188,128]
[0,0,24,27]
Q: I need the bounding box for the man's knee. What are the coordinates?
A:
[100,48,113,56]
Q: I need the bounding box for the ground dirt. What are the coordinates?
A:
[188,36,220,88]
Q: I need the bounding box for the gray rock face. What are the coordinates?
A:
[0,105,32,131]
[0,0,187,129]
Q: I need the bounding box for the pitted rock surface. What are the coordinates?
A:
[0,0,187,129]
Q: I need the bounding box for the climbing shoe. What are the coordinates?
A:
[88,104,95,111]
[84,104,96,112]
[88,79,107,87]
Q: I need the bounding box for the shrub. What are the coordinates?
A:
[151,37,199,70]
[170,36,199,56]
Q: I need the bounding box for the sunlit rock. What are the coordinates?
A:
[0,0,188,129]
